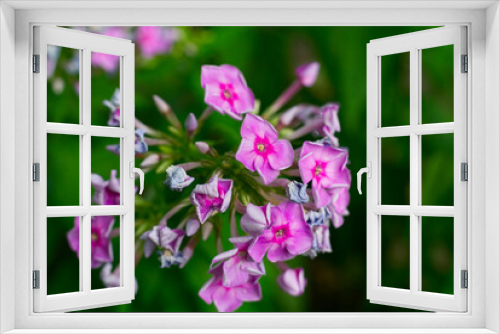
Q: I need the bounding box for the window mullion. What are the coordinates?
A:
[81,47,92,294]
[409,48,420,294]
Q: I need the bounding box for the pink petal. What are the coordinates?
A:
[211,248,239,268]
[235,281,262,301]
[241,114,278,142]
[298,152,315,184]
[312,181,331,208]
[199,276,217,304]
[235,138,259,171]
[285,230,313,255]
[278,201,305,227]
[248,234,273,263]
[267,243,294,262]
[223,258,249,288]
[256,159,280,185]
[267,139,294,171]
[186,219,200,237]
[213,287,242,312]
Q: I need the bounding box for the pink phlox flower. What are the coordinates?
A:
[136,26,179,59]
[327,186,351,229]
[247,201,313,263]
[91,27,127,73]
[298,141,350,208]
[91,170,121,205]
[67,216,114,268]
[235,114,294,184]
[199,262,262,312]
[277,267,307,296]
[201,64,255,120]
[211,236,265,288]
[190,176,233,224]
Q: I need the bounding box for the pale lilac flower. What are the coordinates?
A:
[67,216,114,268]
[100,263,138,293]
[103,88,120,126]
[201,64,255,120]
[140,154,161,168]
[286,181,310,204]
[306,207,331,227]
[190,176,233,224]
[140,225,185,268]
[106,130,148,156]
[298,141,350,208]
[185,113,198,135]
[240,203,272,236]
[134,129,148,154]
[91,27,127,73]
[211,236,265,288]
[307,224,332,258]
[135,26,178,59]
[164,165,195,191]
[199,263,262,312]
[277,267,306,296]
[91,170,120,205]
[247,201,313,263]
[235,114,294,184]
[295,62,320,87]
[328,187,350,229]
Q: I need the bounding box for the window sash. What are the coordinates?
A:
[32,26,136,313]
[366,26,468,312]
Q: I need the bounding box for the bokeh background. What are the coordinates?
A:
[45,26,455,312]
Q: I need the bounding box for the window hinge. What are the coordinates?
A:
[461,270,468,289]
[33,270,40,289]
[33,54,40,73]
[461,162,468,181]
[461,54,468,73]
[33,163,40,182]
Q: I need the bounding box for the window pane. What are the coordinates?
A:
[91,137,121,205]
[421,45,454,124]
[47,134,80,206]
[381,136,410,205]
[381,52,410,127]
[47,45,80,124]
[421,133,454,206]
[90,215,121,290]
[381,215,410,290]
[421,217,454,294]
[91,52,121,127]
[47,216,81,295]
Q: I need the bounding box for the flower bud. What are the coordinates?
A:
[185,113,198,135]
[277,267,306,296]
[295,62,320,87]
[195,141,210,154]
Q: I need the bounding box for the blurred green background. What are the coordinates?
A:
[45,26,455,312]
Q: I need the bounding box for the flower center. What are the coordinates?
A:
[257,143,265,152]
[223,89,233,100]
[275,229,284,238]
[91,233,98,242]
[163,249,173,257]
[315,165,323,176]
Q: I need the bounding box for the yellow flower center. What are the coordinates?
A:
[91,233,98,241]
[315,165,323,176]
[163,249,173,257]
[257,144,265,152]
[223,89,232,100]
[275,229,284,238]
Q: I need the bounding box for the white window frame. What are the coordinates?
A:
[32,26,136,313]
[0,1,499,333]
[366,26,468,312]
